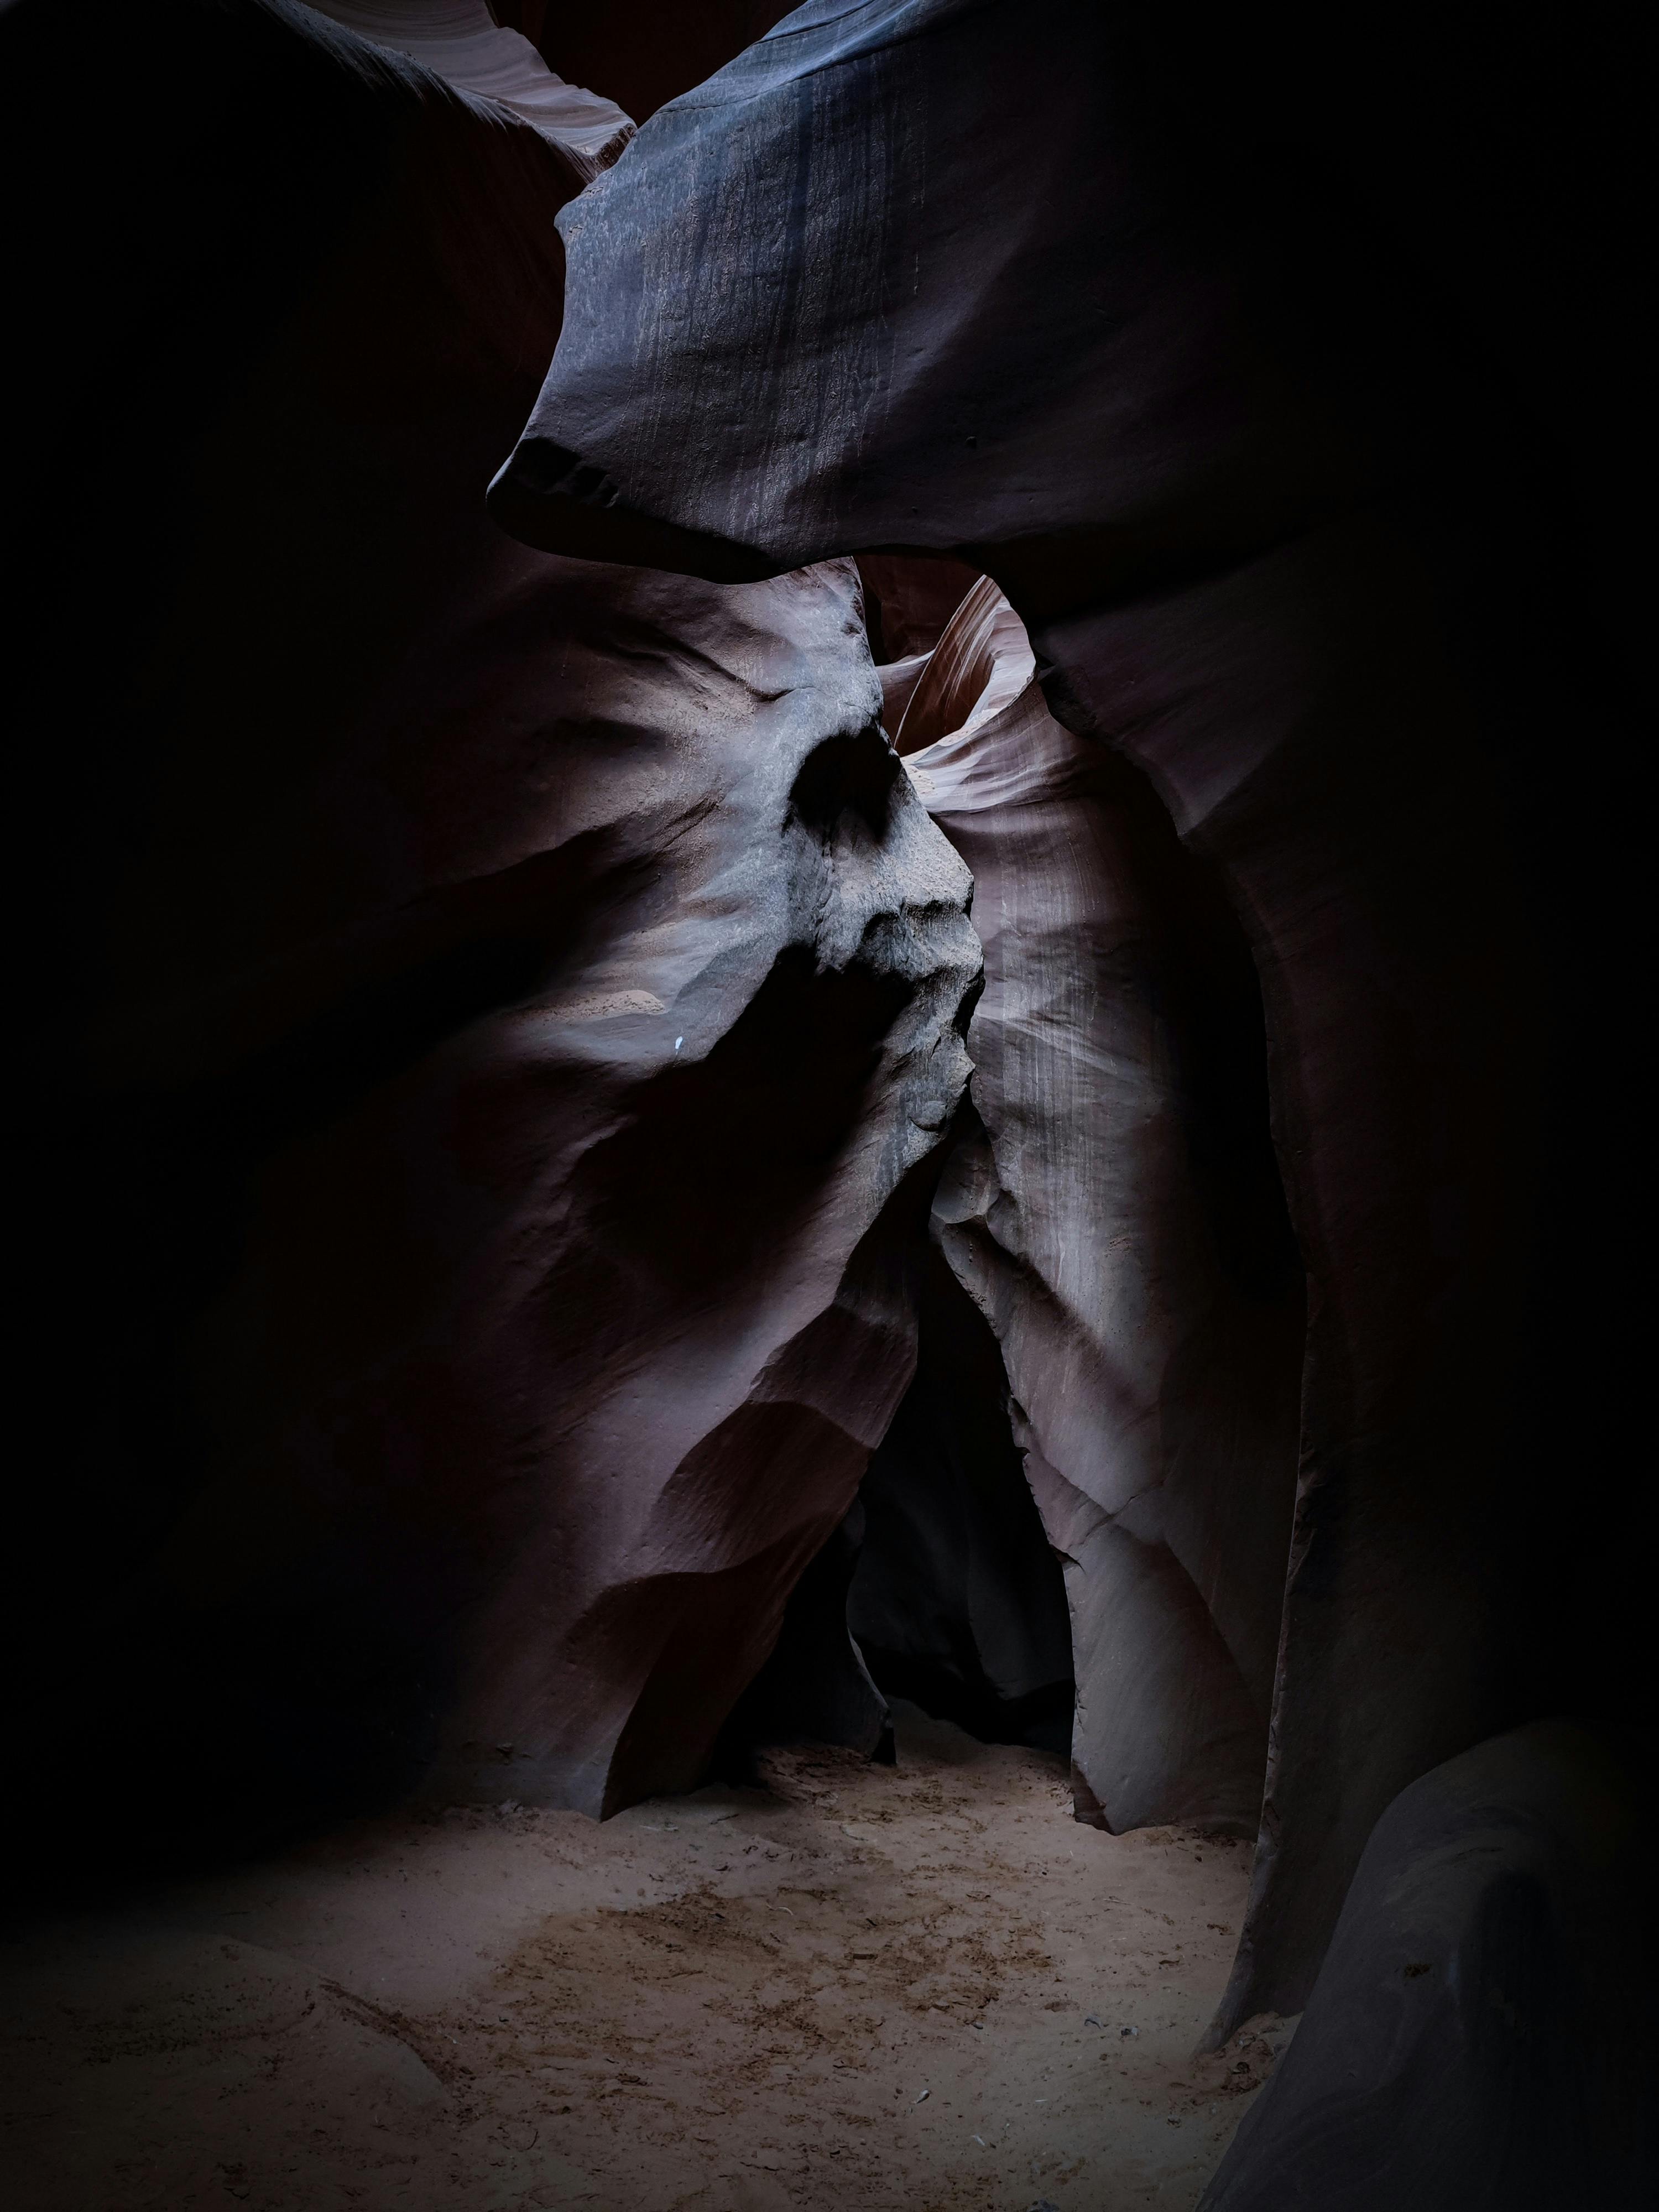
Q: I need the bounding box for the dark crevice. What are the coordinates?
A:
[848,1237,1076,1759]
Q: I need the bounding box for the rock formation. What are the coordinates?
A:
[5,1,1648,2194]
[1199,1724,1656,2211]
[888,575,1302,1835]
[487,0,1390,585]
[483,0,1646,2053]
[4,0,976,1846]
[512,0,800,128]
[406,557,978,1818]
[302,0,633,172]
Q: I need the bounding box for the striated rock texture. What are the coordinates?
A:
[3,0,975,1848]
[302,0,633,173]
[893,577,1302,1833]
[487,0,1396,586]
[520,1,800,128]
[1198,1724,1658,2211]
[484,0,1648,2032]
[1036,531,1536,2021]
[142,546,978,1829]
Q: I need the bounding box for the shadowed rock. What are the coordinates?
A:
[482,0,1646,2030]
[1199,1724,1658,2211]
[1039,529,1535,2021]
[717,1497,896,1765]
[848,1234,1076,1756]
[2,0,978,1851]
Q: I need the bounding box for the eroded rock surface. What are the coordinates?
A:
[303,0,633,171]
[482,0,1642,2032]
[893,578,1302,1833]
[1037,530,1534,2021]
[147,547,978,1829]
[487,0,1386,583]
[5,0,977,1845]
[405,564,978,1816]
[1199,1724,1658,2211]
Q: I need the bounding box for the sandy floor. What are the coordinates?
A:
[3,1709,1295,2211]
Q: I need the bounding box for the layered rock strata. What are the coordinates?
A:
[302,0,633,172]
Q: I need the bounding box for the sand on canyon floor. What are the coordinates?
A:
[2,1708,1295,2212]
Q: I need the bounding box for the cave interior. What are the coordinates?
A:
[2,3,1652,2210]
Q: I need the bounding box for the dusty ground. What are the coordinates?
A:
[2,1709,1294,2211]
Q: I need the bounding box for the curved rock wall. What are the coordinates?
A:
[1036,523,1536,2022]
[7,29,1644,2177]
[1199,1725,1657,2211]
[301,0,634,171]
[4,0,977,1848]
[891,578,1302,1834]
[483,0,1645,2031]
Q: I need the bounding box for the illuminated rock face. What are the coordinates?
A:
[6,0,977,1838]
[485,0,1644,2045]
[302,0,633,171]
[883,578,1301,1834]
[402,557,979,1817]
[487,0,1391,586]
[152,547,978,1825]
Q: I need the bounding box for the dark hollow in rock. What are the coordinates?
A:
[789,727,903,841]
[713,1499,896,1770]
[849,1233,1077,1759]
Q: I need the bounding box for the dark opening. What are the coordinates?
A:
[848,1233,1076,1756]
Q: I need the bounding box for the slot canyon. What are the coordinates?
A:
[2,3,1651,2209]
